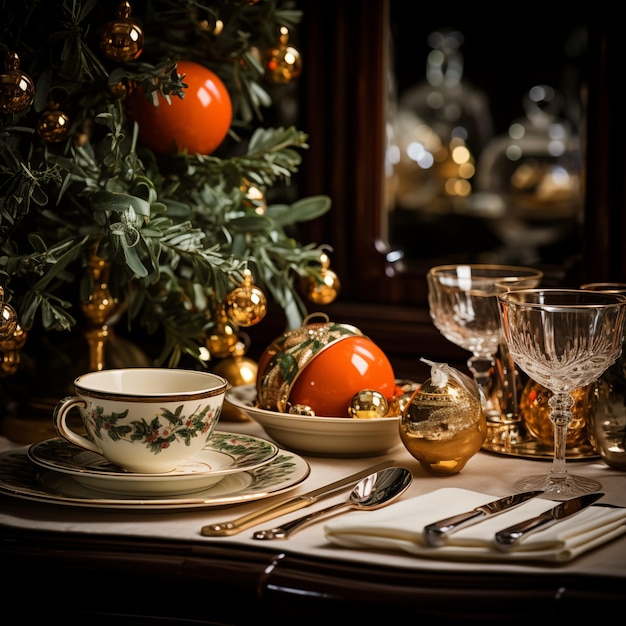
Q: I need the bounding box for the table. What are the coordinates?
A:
[1,418,625,624]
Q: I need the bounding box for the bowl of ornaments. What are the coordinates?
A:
[225,314,418,457]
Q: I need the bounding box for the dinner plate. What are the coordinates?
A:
[0,446,310,510]
[27,431,280,496]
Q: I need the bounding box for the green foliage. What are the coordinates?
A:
[0,0,333,367]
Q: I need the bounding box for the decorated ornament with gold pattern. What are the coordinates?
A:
[37,103,71,143]
[100,1,145,63]
[256,313,396,418]
[0,52,35,114]
[265,26,302,84]
[303,252,340,305]
[223,270,267,327]
[400,359,487,475]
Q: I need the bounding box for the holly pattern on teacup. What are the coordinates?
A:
[87,404,219,454]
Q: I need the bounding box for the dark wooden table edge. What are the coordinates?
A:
[2,523,623,624]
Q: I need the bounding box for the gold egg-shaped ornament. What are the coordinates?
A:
[0,52,35,114]
[223,271,267,327]
[520,379,592,448]
[100,1,144,63]
[400,360,487,476]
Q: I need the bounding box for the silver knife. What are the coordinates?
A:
[200,460,398,537]
[494,491,605,550]
[423,490,544,547]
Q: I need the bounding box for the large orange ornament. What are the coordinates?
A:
[127,61,232,155]
[256,315,396,418]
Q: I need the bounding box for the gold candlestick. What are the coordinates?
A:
[81,247,118,372]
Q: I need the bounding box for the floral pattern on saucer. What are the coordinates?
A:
[27,431,280,496]
[0,447,310,509]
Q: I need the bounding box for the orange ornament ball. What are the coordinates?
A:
[127,61,232,156]
[256,318,396,418]
[289,335,396,418]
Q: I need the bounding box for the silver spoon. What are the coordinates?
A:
[252,466,413,540]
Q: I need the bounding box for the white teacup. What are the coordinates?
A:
[53,368,228,473]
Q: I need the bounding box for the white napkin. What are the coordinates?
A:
[324,487,626,563]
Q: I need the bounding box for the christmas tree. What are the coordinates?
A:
[0,0,336,397]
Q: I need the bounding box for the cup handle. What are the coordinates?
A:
[53,396,102,454]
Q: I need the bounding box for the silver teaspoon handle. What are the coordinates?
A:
[253,501,349,540]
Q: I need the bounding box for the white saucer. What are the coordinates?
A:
[28,431,279,496]
[0,446,310,509]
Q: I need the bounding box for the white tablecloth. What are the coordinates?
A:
[1,419,625,578]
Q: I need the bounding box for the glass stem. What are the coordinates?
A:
[548,392,575,479]
[467,355,499,418]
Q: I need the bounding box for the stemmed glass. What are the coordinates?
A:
[498,289,626,499]
[427,264,543,425]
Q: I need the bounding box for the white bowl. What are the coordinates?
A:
[226,384,402,457]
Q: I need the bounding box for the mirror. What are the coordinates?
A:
[386,6,587,277]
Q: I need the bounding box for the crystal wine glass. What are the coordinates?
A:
[498,289,626,499]
[427,264,543,424]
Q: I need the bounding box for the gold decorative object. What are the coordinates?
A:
[0,324,27,378]
[240,179,267,214]
[0,51,35,114]
[519,379,592,448]
[400,360,487,476]
[206,307,240,358]
[303,252,340,305]
[223,269,267,327]
[212,337,257,387]
[37,104,71,142]
[0,287,18,342]
[265,26,302,84]
[100,1,144,63]
[81,246,119,372]
[349,389,389,419]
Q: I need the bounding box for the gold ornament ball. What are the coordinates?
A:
[206,320,240,358]
[349,389,389,419]
[37,109,71,142]
[100,1,145,63]
[288,403,315,416]
[265,27,302,84]
[306,269,340,305]
[0,302,18,342]
[224,272,267,327]
[0,52,35,114]
[213,355,258,387]
[520,380,592,448]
